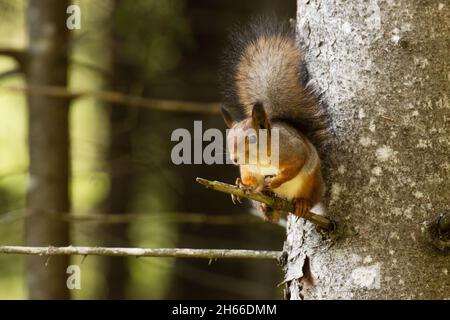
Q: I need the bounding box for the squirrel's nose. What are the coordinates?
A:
[232,156,239,163]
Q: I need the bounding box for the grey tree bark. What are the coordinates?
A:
[25,0,71,299]
[284,0,450,299]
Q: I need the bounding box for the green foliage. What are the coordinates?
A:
[113,0,192,78]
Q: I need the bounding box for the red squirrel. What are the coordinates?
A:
[220,16,330,222]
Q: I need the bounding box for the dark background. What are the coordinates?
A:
[0,0,295,299]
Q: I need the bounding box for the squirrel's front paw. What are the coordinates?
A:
[262,175,281,190]
[231,178,248,204]
[253,178,269,193]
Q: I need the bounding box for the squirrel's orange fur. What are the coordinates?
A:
[220,16,329,222]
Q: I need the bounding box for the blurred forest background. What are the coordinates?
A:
[0,0,295,299]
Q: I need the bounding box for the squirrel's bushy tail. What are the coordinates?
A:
[220,15,330,152]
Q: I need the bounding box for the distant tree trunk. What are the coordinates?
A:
[284,0,450,299]
[102,0,134,300]
[25,0,71,299]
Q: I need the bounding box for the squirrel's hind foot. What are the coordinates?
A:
[294,198,312,218]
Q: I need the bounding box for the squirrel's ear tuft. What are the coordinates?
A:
[220,106,235,128]
[252,102,270,130]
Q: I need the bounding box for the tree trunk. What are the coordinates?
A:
[25,0,71,299]
[284,0,450,299]
[101,0,135,299]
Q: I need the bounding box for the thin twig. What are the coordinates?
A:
[0,84,220,114]
[196,177,335,230]
[0,246,281,260]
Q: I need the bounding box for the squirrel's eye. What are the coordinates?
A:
[249,135,257,144]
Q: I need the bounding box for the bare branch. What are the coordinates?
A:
[196,177,335,231]
[0,84,220,114]
[0,246,281,260]
[0,48,25,65]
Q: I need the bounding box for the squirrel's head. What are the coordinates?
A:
[221,102,275,166]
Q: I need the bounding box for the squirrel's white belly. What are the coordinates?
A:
[273,173,304,200]
[243,164,304,200]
